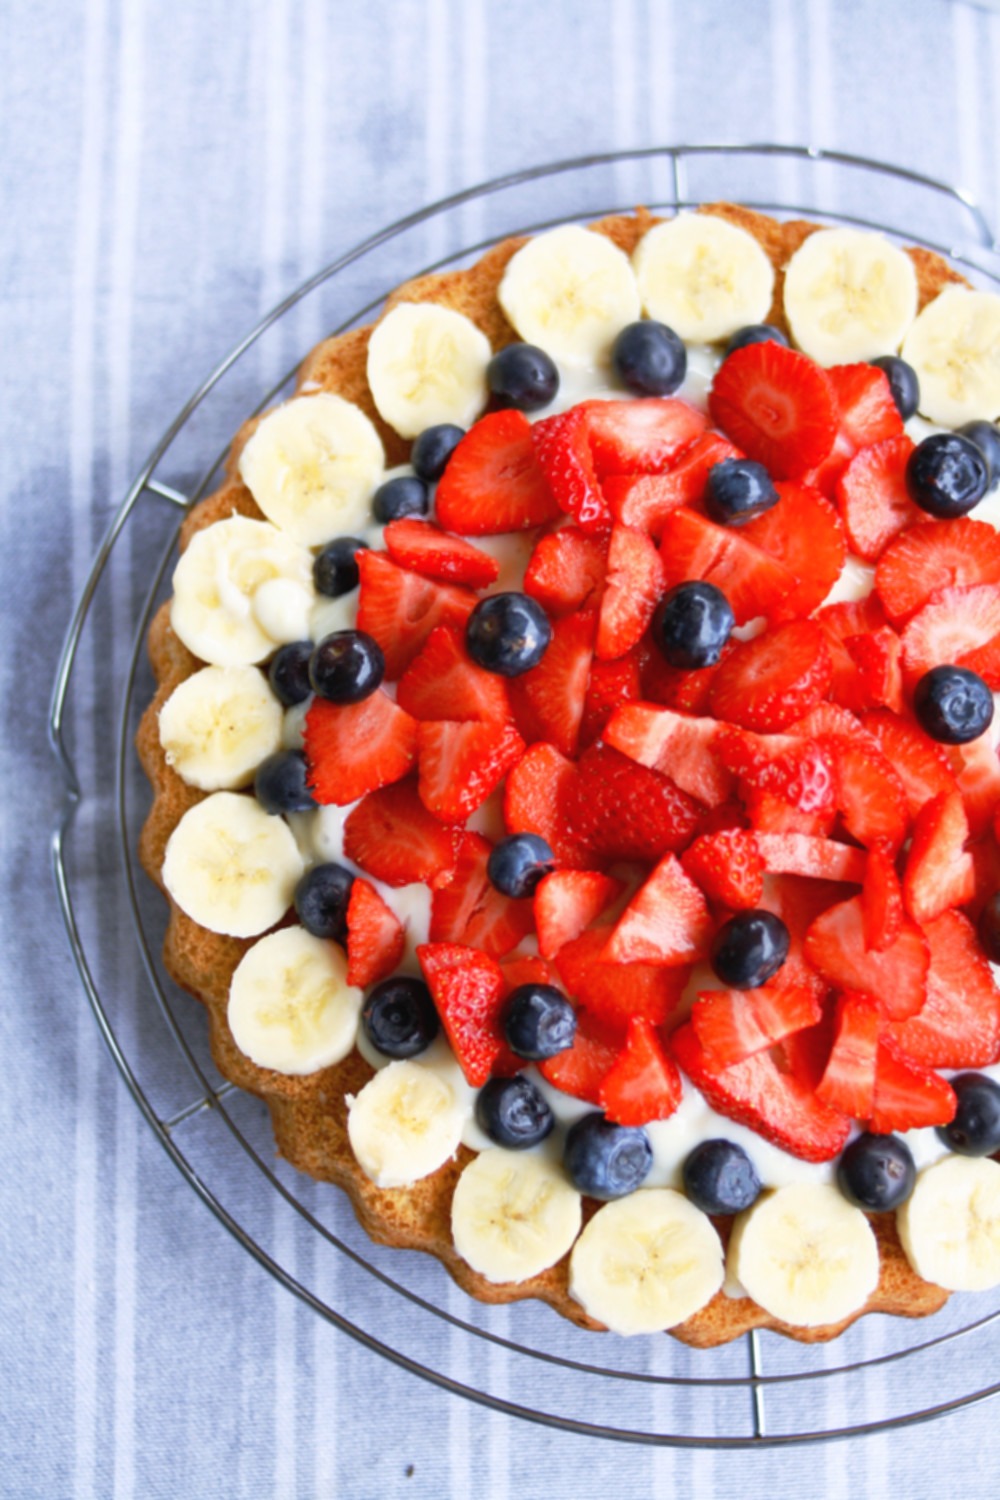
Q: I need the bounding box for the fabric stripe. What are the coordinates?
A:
[459,0,486,246]
[953,0,985,206]
[447,1279,471,1500]
[424,0,451,262]
[611,0,641,206]
[645,0,674,208]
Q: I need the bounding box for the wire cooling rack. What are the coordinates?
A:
[48,145,1000,1446]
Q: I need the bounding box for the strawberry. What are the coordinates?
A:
[532,406,610,534]
[416,942,516,1085]
[753,832,867,885]
[860,708,959,818]
[499,953,561,995]
[835,435,919,561]
[758,875,840,1003]
[533,870,624,960]
[692,985,822,1068]
[791,701,867,739]
[869,1038,956,1133]
[508,609,595,757]
[604,702,734,807]
[947,729,1000,837]
[903,791,974,926]
[779,1000,838,1092]
[741,481,847,623]
[345,878,405,987]
[343,778,458,887]
[305,691,418,805]
[860,839,904,953]
[602,853,713,965]
[875,517,1000,624]
[886,910,1000,1069]
[554,926,690,1031]
[429,832,536,959]
[815,993,880,1119]
[816,594,890,713]
[416,719,525,823]
[434,408,560,535]
[715,729,837,826]
[579,649,643,749]
[562,743,701,863]
[602,432,740,534]
[828,362,904,449]
[708,341,838,478]
[356,550,476,678]
[844,626,904,713]
[581,397,707,477]
[820,734,909,851]
[396,625,511,724]
[899,582,1000,684]
[640,637,731,714]
[538,1008,622,1103]
[803,896,929,1021]
[598,1017,683,1126]
[657,508,797,625]
[709,620,833,732]
[595,524,665,660]
[503,742,591,869]
[382,518,500,587]
[523,526,607,616]
[680,829,765,909]
[966,834,1000,923]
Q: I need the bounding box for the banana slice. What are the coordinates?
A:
[498,224,641,367]
[451,1148,582,1284]
[228,925,363,1075]
[157,665,283,791]
[568,1188,723,1335]
[162,790,304,937]
[171,515,315,667]
[366,302,491,438]
[238,393,385,547]
[347,1059,467,1188]
[783,227,918,366]
[632,213,774,344]
[728,1183,879,1327]
[897,1155,1000,1291]
[901,285,1000,427]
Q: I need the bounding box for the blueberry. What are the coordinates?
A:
[978,893,1000,962]
[906,432,989,518]
[313,536,369,596]
[957,420,1000,489]
[912,665,993,745]
[487,342,559,412]
[837,1133,916,1211]
[504,984,577,1061]
[309,630,384,704]
[870,355,920,421]
[411,424,465,481]
[268,640,314,707]
[704,457,779,527]
[683,1139,762,1215]
[254,750,317,814]
[711,909,790,989]
[294,862,355,943]
[563,1113,653,1199]
[372,475,429,523]
[653,581,734,670]
[475,1075,555,1149]
[936,1072,1000,1156]
[466,592,551,677]
[362,977,439,1059]
[725,323,789,357]
[611,320,687,397]
[486,833,555,898]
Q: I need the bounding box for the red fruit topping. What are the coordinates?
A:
[538,1008,622,1104]
[603,432,740,534]
[753,832,866,885]
[741,482,847,623]
[417,942,515,1085]
[503,742,591,870]
[828,362,904,449]
[533,870,624,961]
[532,406,610,534]
[605,703,733,807]
[499,954,560,994]
[708,341,838,478]
[304,691,418,806]
[396,625,511,724]
[382,518,500,588]
[416,719,525,823]
[603,853,713,965]
[562,743,701,863]
[429,833,535,959]
[875,517,1000,624]
[508,609,595,757]
[816,993,880,1119]
[598,1017,683,1126]
[861,840,904,953]
[657,508,797,625]
[816,593,890,712]
[947,730,1000,837]
[709,620,832,732]
[803,896,929,1021]
[903,791,974,926]
[523,526,607,617]
[554,927,690,1030]
[715,729,838,826]
[821,734,909,851]
[434,408,560,535]
[640,639,731,714]
[869,1038,956,1134]
[886,911,1000,1069]
[692,985,822,1068]
[345,878,405,987]
[791,701,866,739]
[596,525,665,660]
[861,708,959,818]
[356,550,476,678]
[581,397,707,477]
[758,874,840,1002]
[835,435,919,561]
[900,582,1000,684]
[343,778,458,887]
[680,829,765,909]
[579,649,643,749]
[844,626,904,713]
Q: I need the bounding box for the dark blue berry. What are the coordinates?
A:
[870,355,920,421]
[653,581,734,669]
[362,977,439,1059]
[254,750,317,815]
[268,640,314,706]
[309,630,384,704]
[704,457,779,527]
[294,862,355,943]
[611,320,687,397]
[372,475,429,523]
[725,324,789,357]
[711,909,790,989]
[486,833,555,898]
[978,892,1000,962]
[683,1139,762,1215]
[936,1073,1000,1156]
[912,665,994,745]
[957,420,1000,489]
[837,1133,916,1211]
[563,1113,653,1199]
[475,1075,555,1149]
[465,592,551,677]
[411,424,465,481]
[906,432,989,518]
[313,536,369,596]
[488,343,559,412]
[504,984,577,1061]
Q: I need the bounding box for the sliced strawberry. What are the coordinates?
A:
[434,409,560,535]
[579,649,644,749]
[815,993,880,1119]
[596,524,665,660]
[708,341,838,478]
[715,728,838,827]
[844,626,904,713]
[861,839,904,953]
[709,620,832,732]
[758,874,840,1003]
[657,508,797,625]
[754,832,866,884]
[869,1038,956,1133]
[503,742,591,870]
[603,853,713,965]
[741,481,847,623]
[342,778,458,887]
[829,362,904,449]
[305,691,418,806]
[554,926,690,1031]
[780,1000,838,1092]
[345,878,405,987]
[886,910,1000,1069]
[605,703,733,807]
[640,637,732,714]
[533,870,624,961]
[498,953,560,995]
[821,734,909,851]
[416,719,525,823]
[581,397,707,477]
[680,829,765,910]
[861,708,959,818]
[356,550,476,678]
[948,730,1000,837]
[416,942,514,1085]
[538,1008,622,1104]
[816,594,890,713]
[532,406,610,534]
[429,832,535,959]
[508,609,594,757]
[790,701,867,739]
[835,435,919,561]
[803,896,929,1021]
[671,1022,851,1162]
[396,625,511,724]
[966,834,1000,923]
[955,631,1000,689]
[382,518,500,587]
[598,1017,683,1126]
[875,517,1000,624]
[522,526,607,616]
[900,582,1000,684]
[903,791,974,926]
[744,791,833,838]
[692,985,822,1068]
[603,432,740,534]
[561,743,701,863]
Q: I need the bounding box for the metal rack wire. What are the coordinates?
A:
[48,145,1000,1446]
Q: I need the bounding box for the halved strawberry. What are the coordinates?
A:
[820,734,909,851]
[657,508,797,624]
[602,432,740,534]
[741,481,847,623]
[532,406,610,534]
[861,839,904,953]
[709,620,832,732]
[356,550,476,678]
[561,743,701,863]
[869,1038,956,1133]
[803,896,929,1020]
[503,742,591,869]
[434,409,560,535]
[828,362,904,449]
[900,582,1000,684]
[581,397,707,477]
[598,1017,683,1126]
[861,707,959,818]
[692,985,822,1068]
[680,829,765,909]
[753,832,866,885]
[522,526,607,616]
[382,518,500,587]
[605,702,733,807]
[305,691,418,805]
[579,649,643,749]
[554,926,690,1030]
[875,517,1000,624]
[715,728,837,827]
[538,1007,622,1103]
[835,435,919,561]
[903,790,974,925]
[396,625,511,724]
[947,729,1000,837]
[708,341,838,478]
[508,609,594,757]
[428,832,535,959]
[345,879,405,987]
[343,778,458,887]
[417,942,515,1085]
[416,720,525,823]
[596,524,665,660]
[533,870,624,960]
[886,910,1000,1069]
[815,993,880,1119]
[603,853,713,965]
